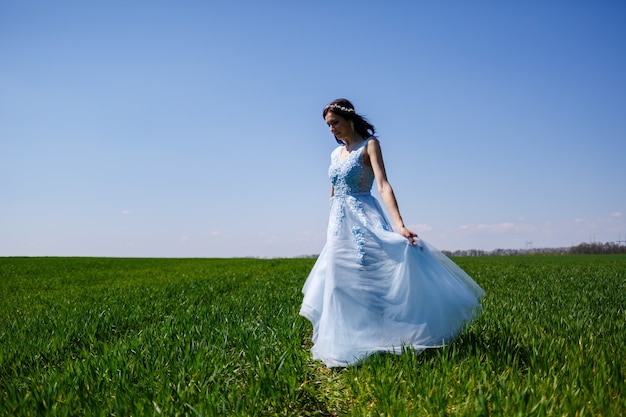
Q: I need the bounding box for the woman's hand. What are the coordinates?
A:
[398,226,418,245]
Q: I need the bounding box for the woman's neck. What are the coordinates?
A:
[343,133,364,150]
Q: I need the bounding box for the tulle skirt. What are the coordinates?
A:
[300,193,485,367]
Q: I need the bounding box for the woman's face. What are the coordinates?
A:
[325,112,351,141]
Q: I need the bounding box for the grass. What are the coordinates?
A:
[0,255,624,416]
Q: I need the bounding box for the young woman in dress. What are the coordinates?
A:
[300,98,485,367]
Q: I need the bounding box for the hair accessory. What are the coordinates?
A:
[325,104,355,113]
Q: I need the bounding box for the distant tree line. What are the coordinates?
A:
[442,241,626,257]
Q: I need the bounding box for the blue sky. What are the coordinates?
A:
[2,1,625,257]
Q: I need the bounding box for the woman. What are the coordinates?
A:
[299,98,485,367]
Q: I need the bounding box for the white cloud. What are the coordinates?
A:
[424,214,626,252]
[296,230,324,242]
[408,224,433,234]
[458,222,531,233]
[266,235,281,244]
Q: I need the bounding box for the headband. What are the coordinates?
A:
[325,104,355,113]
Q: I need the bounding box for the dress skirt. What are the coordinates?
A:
[300,193,485,367]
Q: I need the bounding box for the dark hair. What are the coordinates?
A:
[322,98,376,144]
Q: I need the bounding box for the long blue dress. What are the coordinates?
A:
[299,138,485,367]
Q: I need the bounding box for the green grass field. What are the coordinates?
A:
[1,255,624,416]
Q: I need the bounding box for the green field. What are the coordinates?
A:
[1,255,624,416]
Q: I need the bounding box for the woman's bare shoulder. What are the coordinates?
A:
[365,137,382,154]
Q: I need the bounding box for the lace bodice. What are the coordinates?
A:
[329,138,375,195]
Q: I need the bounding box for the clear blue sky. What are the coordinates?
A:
[2,1,625,257]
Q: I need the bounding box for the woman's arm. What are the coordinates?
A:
[365,138,418,245]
